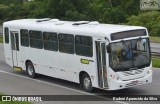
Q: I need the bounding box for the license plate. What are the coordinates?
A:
[131,80,138,85]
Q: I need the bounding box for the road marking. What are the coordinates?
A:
[0,69,129,104]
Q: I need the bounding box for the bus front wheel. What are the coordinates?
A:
[81,73,93,92]
[26,61,37,78]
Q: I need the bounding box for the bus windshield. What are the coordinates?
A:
[109,38,151,72]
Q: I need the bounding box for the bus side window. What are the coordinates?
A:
[43,32,58,51]
[29,30,43,49]
[4,27,9,43]
[20,29,29,47]
[58,33,74,54]
[75,35,93,57]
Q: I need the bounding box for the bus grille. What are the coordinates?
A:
[122,69,144,76]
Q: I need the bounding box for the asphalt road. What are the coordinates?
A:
[0,44,160,104]
[150,42,160,53]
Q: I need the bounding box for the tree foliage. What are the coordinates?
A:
[0,0,159,37]
[0,0,140,22]
[126,11,160,37]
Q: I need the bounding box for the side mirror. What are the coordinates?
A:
[107,44,111,53]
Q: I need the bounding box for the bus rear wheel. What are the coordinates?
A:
[26,61,37,78]
[81,73,93,92]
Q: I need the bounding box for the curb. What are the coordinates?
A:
[152,67,160,70]
[150,41,160,43]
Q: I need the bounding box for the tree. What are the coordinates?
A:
[126,11,160,37]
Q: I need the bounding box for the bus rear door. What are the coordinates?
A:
[10,31,19,67]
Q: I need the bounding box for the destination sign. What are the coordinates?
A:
[111,29,147,41]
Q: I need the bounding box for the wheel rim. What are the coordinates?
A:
[28,65,34,76]
[84,77,91,89]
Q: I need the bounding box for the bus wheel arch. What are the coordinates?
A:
[25,60,37,78]
[79,71,93,92]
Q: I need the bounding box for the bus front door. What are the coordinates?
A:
[96,41,108,88]
[10,31,19,67]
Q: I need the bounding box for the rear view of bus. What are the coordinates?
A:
[107,29,152,90]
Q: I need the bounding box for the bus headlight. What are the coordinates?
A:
[110,74,120,80]
[116,77,119,80]
[147,68,152,74]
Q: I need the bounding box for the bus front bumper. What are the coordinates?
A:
[108,72,152,90]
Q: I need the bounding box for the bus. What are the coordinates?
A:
[3,18,152,92]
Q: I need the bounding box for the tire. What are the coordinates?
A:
[26,61,37,78]
[81,73,93,92]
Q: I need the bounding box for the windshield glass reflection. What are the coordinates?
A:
[109,38,151,72]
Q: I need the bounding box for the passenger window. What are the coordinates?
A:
[75,36,93,57]
[59,34,74,54]
[4,27,9,43]
[20,29,29,47]
[43,32,58,51]
[29,30,43,49]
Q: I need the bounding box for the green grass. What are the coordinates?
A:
[0,93,32,104]
[152,58,160,68]
[149,36,160,43]
[0,36,3,43]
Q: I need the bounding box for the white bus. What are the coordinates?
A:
[3,19,152,92]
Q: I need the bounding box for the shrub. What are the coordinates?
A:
[126,11,160,37]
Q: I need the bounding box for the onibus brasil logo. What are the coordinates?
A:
[140,0,160,10]
[1,96,42,102]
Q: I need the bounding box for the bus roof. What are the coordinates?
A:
[3,19,147,40]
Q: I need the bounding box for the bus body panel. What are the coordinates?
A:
[18,33,100,87]
[3,43,12,67]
